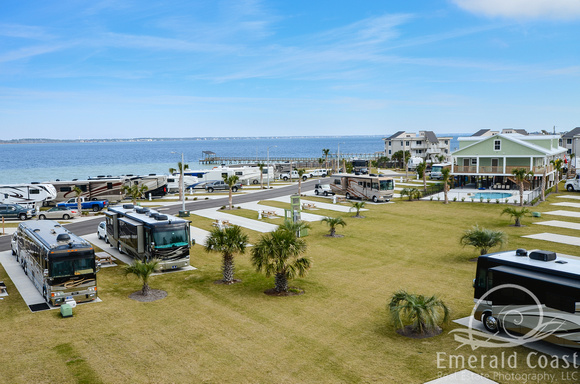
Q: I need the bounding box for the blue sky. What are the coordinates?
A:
[1,0,579,139]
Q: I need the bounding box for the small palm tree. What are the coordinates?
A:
[388,290,449,336]
[72,186,83,213]
[124,259,160,296]
[257,162,265,189]
[251,228,311,293]
[511,168,533,206]
[169,161,189,201]
[321,216,346,237]
[400,187,420,201]
[297,169,307,195]
[205,225,249,284]
[416,161,427,193]
[223,174,240,210]
[460,225,507,255]
[501,207,531,227]
[278,219,311,238]
[441,168,452,204]
[350,201,366,218]
[123,184,149,205]
[551,158,564,193]
[322,148,330,171]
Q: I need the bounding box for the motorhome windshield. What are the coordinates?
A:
[153,225,189,248]
[51,254,95,278]
[431,166,443,172]
[380,180,394,191]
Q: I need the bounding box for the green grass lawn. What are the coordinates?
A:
[0,191,578,383]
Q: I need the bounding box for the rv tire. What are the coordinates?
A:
[38,214,46,220]
[253,180,259,184]
[118,243,123,254]
[482,312,500,333]
[372,196,378,203]
[567,185,574,192]
[345,192,351,200]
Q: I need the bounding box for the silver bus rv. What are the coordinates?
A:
[330,173,395,202]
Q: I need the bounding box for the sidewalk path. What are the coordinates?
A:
[193,208,279,233]
[551,202,580,209]
[238,201,327,222]
[523,232,580,247]
[543,210,580,219]
[266,196,363,213]
[534,220,580,231]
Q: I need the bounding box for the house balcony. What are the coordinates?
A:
[454,165,554,175]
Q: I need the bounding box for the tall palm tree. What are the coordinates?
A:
[169,161,189,202]
[124,259,160,296]
[321,216,346,237]
[257,162,266,189]
[551,158,564,193]
[279,219,311,238]
[123,184,149,205]
[441,168,452,204]
[251,228,310,293]
[388,290,449,336]
[205,225,249,284]
[322,148,330,172]
[297,169,306,195]
[72,185,83,213]
[416,160,427,193]
[460,225,507,255]
[223,174,239,210]
[501,207,531,227]
[350,201,366,218]
[511,168,533,206]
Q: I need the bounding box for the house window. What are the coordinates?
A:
[388,141,391,146]
[417,150,422,154]
[494,140,501,151]
[444,140,448,145]
[567,139,572,145]
[471,158,477,165]
[416,141,422,145]
[405,141,410,147]
[388,150,391,155]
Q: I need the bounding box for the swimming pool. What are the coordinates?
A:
[473,192,512,199]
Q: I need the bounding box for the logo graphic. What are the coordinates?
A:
[450,283,567,350]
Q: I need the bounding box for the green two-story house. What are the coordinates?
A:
[451,133,566,189]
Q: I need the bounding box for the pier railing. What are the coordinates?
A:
[199,153,383,166]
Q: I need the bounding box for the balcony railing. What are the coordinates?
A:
[454,165,554,174]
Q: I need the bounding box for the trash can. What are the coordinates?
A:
[532,212,541,218]
[60,303,73,318]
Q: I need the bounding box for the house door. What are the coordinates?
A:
[491,158,499,172]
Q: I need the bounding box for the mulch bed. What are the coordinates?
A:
[214,279,242,285]
[351,215,366,219]
[264,287,305,296]
[324,234,344,238]
[129,289,168,302]
[396,325,443,339]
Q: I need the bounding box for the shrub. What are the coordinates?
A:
[461,197,465,202]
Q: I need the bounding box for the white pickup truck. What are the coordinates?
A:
[279,170,312,181]
[565,175,580,191]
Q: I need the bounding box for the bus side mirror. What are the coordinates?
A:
[95,262,101,273]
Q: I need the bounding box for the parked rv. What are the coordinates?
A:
[122,174,168,197]
[167,174,200,193]
[0,183,57,209]
[430,163,451,180]
[330,173,395,202]
[406,157,424,171]
[51,178,125,203]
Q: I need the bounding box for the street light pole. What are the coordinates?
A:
[171,151,186,212]
[267,145,277,189]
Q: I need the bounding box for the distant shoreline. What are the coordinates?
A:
[0,135,388,144]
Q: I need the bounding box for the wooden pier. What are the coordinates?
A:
[199,152,382,167]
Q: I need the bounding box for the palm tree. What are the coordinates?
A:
[123,184,149,205]
[322,149,330,171]
[416,160,427,193]
[350,201,366,218]
[501,207,531,227]
[297,169,306,195]
[169,161,189,202]
[223,174,239,210]
[441,168,452,204]
[400,187,420,201]
[551,158,564,192]
[278,219,311,238]
[460,225,507,255]
[511,168,533,206]
[251,228,311,293]
[321,216,346,237]
[257,162,265,189]
[124,259,160,296]
[388,290,449,336]
[72,186,83,213]
[205,225,249,284]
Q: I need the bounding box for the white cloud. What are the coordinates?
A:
[452,0,580,20]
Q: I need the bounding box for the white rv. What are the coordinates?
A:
[122,174,168,197]
[51,178,126,203]
[168,174,200,193]
[0,183,57,208]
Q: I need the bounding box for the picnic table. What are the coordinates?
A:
[302,203,316,210]
[261,210,277,219]
[212,220,232,229]
[96,254,114,265]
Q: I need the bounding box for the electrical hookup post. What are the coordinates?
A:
[284,194,308,237]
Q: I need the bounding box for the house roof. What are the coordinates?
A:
[386,131,406,140]
[424,131,439,144]
[514,129,528,135]
[563,127,580,138]
[472,129,491,137]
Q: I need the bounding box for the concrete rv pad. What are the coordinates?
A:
[523,232,580,247]
[534,220,580,231]
[551,202,580,209]
[543,210,580,218]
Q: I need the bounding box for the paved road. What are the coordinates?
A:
[0,180,316,251]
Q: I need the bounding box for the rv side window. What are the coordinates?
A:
[30,189,40,195]
[107,183,113,189]
[76,185,87,192]
[334,179,341,185]
[235,172,243,176]
[60,187,71,192]
[372,183,378,190]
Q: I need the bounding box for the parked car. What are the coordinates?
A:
[37,206,80,220]
[314,183,335,196]
[279,170,312,181]
[97,221,108,243]
[204,180,242,193]
[311,169,331,177]
[0,203,35,220]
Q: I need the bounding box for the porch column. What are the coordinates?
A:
[503,156,506,174]
[530,157,533,172]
